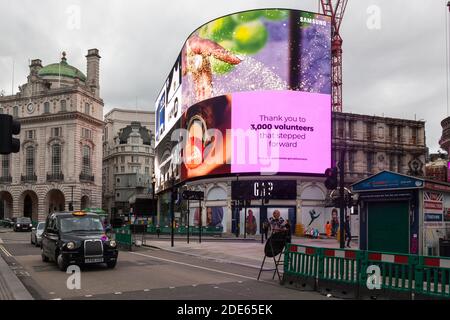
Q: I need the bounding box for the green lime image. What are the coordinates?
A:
[211,40,240,75]
[231,10,263,23]
[263,9,289,21]
[198,16,236,42]
[233,20,268,55]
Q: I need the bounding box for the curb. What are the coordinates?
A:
[0,253,34,300]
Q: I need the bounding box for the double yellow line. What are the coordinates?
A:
[0,245,12,257]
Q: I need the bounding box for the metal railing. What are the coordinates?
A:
[79,173,94,182]
[47,172,64,182]
[21,174,37,182]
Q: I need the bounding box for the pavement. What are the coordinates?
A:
[0,242,34,300]
[142,234,358,270]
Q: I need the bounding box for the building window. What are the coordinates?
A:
[44,102,50,113]
[121,166,125,173]
[389,154,395,171]
[26,130,35,140]
[85,103,90,115]
[411,127,418,144]
[337,120,344,138]
[366,123,373,140]
[117,178,120,183]
[348,121,354,138]
[121,146,125,152]
[397,126,403,142]
[52,127,61,137]
[82,128,92,139]
[13,106,19,117]
[115,166,118,173]
[121,156,125,163]
[145,157,150,165]
[397,155,403,172]
[145,167,149,175]
[26,146,35,176]
[367,152,374,173]
[52,144,61,175]
[348,151,354,173]
[82,145,91,175]
[132,166,140,173]
[60,100,66,112]
[145,147,150,153]
[2,155,10,177]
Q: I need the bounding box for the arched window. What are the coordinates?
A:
[44,102,50,113]
[60,100,66,112]
[25,146,35,177]
[52,144,61,175]
[82,145,91,175]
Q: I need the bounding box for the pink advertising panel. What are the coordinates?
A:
[231,90,331,174]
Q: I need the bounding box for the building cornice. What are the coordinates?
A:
[333,112,425,126]
[18,111,105,127]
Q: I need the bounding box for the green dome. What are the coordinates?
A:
[38,58,86,81]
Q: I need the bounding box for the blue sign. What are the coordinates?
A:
[352,171,423,192]
[424,213,443,222]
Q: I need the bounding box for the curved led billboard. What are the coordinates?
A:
[155,9,331,191]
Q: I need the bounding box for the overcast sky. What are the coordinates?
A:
[0,0,448,153]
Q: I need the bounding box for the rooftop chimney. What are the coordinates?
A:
[29,59,42,76]
[86,48,100,98]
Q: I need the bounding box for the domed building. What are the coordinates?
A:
[0,49,103,222]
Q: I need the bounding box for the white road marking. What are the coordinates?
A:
[85,295,93,298]
[114,292,122,295]
[49,292,55,295]
[169,287,175,289]
[130,251,272,284]
[0,245,12,257]
[51,298,62,300]
[144,289,150,292]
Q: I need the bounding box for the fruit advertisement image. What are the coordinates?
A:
[181,9,331,110]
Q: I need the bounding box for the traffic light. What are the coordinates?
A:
[0,114,21,155]
[324,167,338,190]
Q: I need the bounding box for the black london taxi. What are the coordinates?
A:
[41,211,118,271]
[13,217,33,232]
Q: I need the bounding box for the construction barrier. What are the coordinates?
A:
[414,256,450,300]
[283,244,450,300]
[283,244,320,291]
[318,248,363,299]
[114,226,132,251]
[359,251,417,300]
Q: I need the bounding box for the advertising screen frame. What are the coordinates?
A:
[155,8,333,191]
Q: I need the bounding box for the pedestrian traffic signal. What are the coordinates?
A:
[0,114,21,155]
[324,167,338,190]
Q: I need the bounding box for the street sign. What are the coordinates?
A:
[181,190,204,201]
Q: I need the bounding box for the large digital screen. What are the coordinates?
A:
[155,9,331,191]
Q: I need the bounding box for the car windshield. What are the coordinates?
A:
[59,216,104,233]
[17,217,31,223]
[37,223,45,230]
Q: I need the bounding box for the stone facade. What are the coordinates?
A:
[102,109,155,216]
[0,50,103,222]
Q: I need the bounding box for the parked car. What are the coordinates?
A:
[13,217,33,232]
[31,222,46,247]
[1,218,13,228]
[41,211,118,271]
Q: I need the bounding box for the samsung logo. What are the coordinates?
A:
[300,16,327,26]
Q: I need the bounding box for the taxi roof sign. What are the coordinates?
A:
[72,211,87,216]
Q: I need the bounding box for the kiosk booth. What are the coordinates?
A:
[352,171,450,256]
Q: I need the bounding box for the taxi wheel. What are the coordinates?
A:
[41,248,49,262]
[57,253,68,272]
